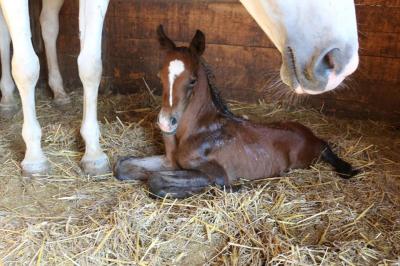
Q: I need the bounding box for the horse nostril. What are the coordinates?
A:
[310,48,342,82]
[170,117,177,126]
[320,48,340,72]
[322,49,339,70]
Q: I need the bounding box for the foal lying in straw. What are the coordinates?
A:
[114,26,359,198]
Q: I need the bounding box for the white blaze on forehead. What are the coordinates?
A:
[168,60,185,106]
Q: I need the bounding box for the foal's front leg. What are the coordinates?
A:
[78,0,110,175]
[114,155,175,181]
[113,133,181,180]
[147,169,213,198]
[0,0,49,175]
[114,154,212,198]
[147,160,231,198]
[163,134,179,168]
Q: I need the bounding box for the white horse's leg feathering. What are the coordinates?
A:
[78,0,110,175]
[0,0,49,175]
[40,0,70,105]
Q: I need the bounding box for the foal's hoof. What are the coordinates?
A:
[148,184,196,199]
[0,103,18,119]
[53,95,71,106]
[114,156,148,181]
[81,155,111,177]
[21,159,50,177]
[148,173,209,199]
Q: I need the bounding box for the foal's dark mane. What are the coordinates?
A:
[199,58,240,121]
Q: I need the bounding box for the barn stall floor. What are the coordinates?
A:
[0,89,399,265]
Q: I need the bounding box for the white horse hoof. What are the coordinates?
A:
[0,103,18,118]
[81,155,111,176]
[53,95,71,106]
[21,159,50,177]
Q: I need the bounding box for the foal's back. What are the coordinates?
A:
[205,117,325,181]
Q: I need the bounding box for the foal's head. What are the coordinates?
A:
[156,25,205,135]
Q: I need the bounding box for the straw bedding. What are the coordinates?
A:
[0,88,399,265]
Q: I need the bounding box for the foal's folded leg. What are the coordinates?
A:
[196,160,242,193]
[114,155,174,181]
[148,170,213,199]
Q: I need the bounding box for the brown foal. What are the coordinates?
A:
[114,25,359,198]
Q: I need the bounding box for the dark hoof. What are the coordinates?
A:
[148,177,205,199]
[148,185,197,199]
[114,156,148,181]
[147,171,210,199]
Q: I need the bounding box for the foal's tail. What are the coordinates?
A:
[320,142,360,179]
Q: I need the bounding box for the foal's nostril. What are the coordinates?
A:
[170,117,177,126]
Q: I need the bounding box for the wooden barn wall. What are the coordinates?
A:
[36,0,400,120]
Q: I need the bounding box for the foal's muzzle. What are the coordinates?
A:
[157,111,178,135]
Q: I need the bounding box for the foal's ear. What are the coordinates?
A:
[189,30,205,56]
[157,25,176,51]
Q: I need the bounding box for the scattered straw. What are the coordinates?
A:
[0,88,399,265]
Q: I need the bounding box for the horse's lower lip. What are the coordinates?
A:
[283,46,305,93]
[294,86,323,95]
[294,86,327,95]
[157,122,177,135]
[294,86,305,94]
[285,46,327,95]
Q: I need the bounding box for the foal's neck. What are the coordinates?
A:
[176,64,219,138]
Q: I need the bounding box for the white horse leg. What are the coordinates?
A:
[40,0,70,105]
[0,0,49,175]
[78,0,110,175]
[0,8,17,115]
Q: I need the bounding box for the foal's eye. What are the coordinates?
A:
[188,78,197,87]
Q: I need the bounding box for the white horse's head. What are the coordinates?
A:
[241,0,359,94]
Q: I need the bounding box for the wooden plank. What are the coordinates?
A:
[100,33,400,81]
[308,80,400,121]
[60,0,400,34]
[106,39,281,99]
[57,54,78,89]
[359,32,400,58]
[57,32,400,86]
[354,55,400,83]
[58,13,78,36]
[356,0,400,7]
[58,0,275,53]
[58,30,400,60]
[102,36,400,99]
[105,0,273,48]
[58,0,400,12]
[57,35,80,54]
[356,6,400,33]
[59,0,78,15]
